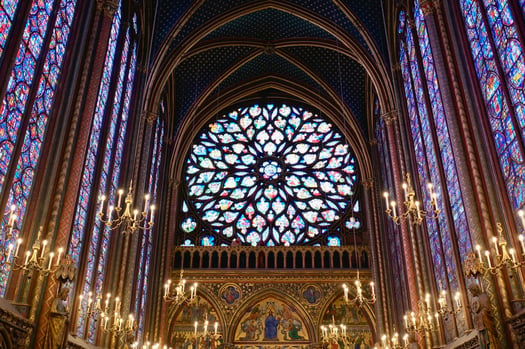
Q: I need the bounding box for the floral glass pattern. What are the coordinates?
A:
[183,104,360,246]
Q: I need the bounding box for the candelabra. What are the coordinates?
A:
[383,173,440,225]
[374,332,410,349]
[436,288,462,318]
[98,294,137,340]
[163,269,197,306]
[320,316,349,346]
[97,181,155,235]
[342,271,375,306]
[403,294,439,334]
[191,314,221,349]
[8,226,65,275]
[474,222,525,275]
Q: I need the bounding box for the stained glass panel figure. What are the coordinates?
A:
[0,0,19,59]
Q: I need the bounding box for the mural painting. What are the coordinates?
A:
[169,297,222,349]
[234,296,310,347]
[320,297,373,349]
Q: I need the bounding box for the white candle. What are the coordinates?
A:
[117,189,124,208]
[41,240,48,259]
[415,201,421,219]
[24,251,31,265]
[194,321,198,336]
[454,292,461,309]
[214,322,218,335]
[519,234,525,254]
[402,183,408,200]
[510,248,517,264]
[485,250,492,268]
[56,247,63,266]
[343,284,348,302]
[475,244,482,262]
[150,205,156,223]
[48,252,55,269]
[144,194,150,213]
[164,283,169,297]
[519,210,525,230]
[391,201,397,217]
[404,315,408,329]
[99,195,106,214]
[370,282,375,298]
[492,237,499,255]
[6,244,13,261]
[15,238,22,257]
[383,192,389,209]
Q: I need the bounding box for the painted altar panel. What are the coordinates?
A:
[234,296,310,346]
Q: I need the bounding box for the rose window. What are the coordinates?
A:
[182,103,360,246]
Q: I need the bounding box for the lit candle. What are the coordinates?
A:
[15,238,22,257]
[381,334,387,347]
[391,201,397,217]
[204,320,208,335]
[492,237,499,255]
[383,192,390,209]
[519,234,525,254]
[117,189,124,208]
[107,205,114,222]
[519,210,525,230]
[150,205,156,223]
[56,247,63,266]
[425,293,431,310]
[48,252,55,270]
[402,183,408,200]
[194,321,198,336]
[41,240,48,259]
[164,283,169,297]
[403,334,409,346]
[454,292,461,309]
[475,244,482,262]
[370,281,375,299]
[144,194,150,214]
[24,250,31,265]
[8,205,16,226]
[6,243,13,261]
[99,195,106,214]
[343,284,348,302]
[510,248,517,265]
[404,315,408,329]
[415,201,421,219]
[214,322,218,335]
[133,209,139,221]
[485,250,492,269]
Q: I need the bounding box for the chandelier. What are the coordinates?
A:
[163,269,197,305]
[383,173,439,225]
[8,226,65,275]
[475,222,525,274]
[97,181,155,234]
[320,315,348,345]
[376,332,410,349]
[343,272,375,306]
[403,293,439,334]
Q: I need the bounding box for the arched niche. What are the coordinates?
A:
[230,292,314,348]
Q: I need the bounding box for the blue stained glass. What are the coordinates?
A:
[460,0,525,210]
[74,3,121,337]
[0,0,77,296]
[184,104,359,246]
[415,1,471,261]
[0,1,18,59]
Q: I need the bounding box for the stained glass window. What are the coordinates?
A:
[0,0,18,59]
[72,3,135,339]
[181,103,360,246]
[459,0,525,211]
[0,0,77,296]
[135,117,164,339]
[398,1,473,293]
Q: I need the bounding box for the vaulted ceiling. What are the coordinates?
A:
[142,0,396,167]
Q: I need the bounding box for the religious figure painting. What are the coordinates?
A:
[220,284,241,305]
[235,297,310,344]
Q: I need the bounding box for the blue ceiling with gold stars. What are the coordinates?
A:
[146,0,391,140]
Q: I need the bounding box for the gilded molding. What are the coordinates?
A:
[143,110,159,124]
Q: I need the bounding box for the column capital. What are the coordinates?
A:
[97,0,119,17]
[381,110,398,125]
[362,178,374,189]
[419,0,435,16]
[142,110,159,124]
